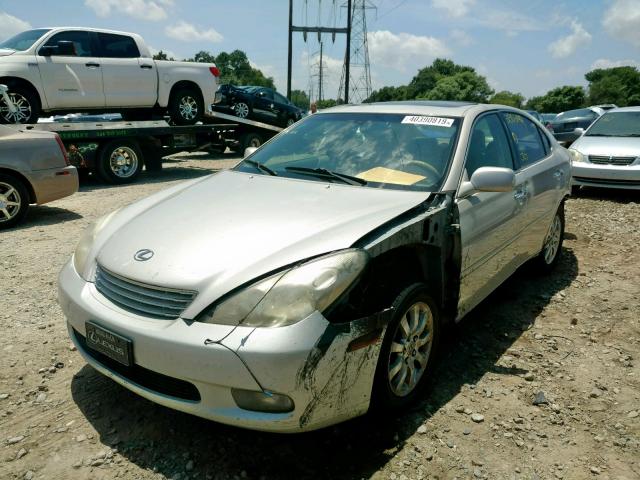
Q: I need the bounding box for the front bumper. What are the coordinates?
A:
[58,260,381,432]
[572,162,640,190]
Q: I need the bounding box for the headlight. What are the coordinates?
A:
[199,249,368,328]
[568,148,585,163]
[73,210,120,279]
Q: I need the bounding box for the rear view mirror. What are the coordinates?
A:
[573,127,584,136]
[459,167,515,197]
[244,146,258,158]
[39,45,56,56]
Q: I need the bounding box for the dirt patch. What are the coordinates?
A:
[1,157,638,480]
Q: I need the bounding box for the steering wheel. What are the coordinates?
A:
[402,160,440,182]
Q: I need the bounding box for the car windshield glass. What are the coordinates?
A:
[586,111,640,137]
[0,29,50,51]
[234,112,461,192]
[239,86,259,93]
[556,109,596,121]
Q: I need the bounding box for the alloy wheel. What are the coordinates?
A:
[178,96,198,121]
[543,214,562,264]
[109,147,139,178]
[0,93,32,123]
[0,181,22,223]
[234,102,249,118]
[387,301,434,397]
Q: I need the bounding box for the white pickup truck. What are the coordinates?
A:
[0,27,220,125]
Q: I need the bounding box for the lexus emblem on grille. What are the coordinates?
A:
[134,249,154,261]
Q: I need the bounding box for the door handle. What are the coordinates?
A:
[553,169,564,179]
[85,62,100,68]
[514,188,527,204]
[140,64,153,69]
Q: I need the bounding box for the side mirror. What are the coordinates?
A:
[458,167,515,197]
[244,146,258,158]
[573,127,584,136]
[39,45,56,56]
[56,41,76,56]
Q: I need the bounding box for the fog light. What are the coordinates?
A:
[231,388,294,413]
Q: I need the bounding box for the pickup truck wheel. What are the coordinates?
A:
[97,140,143,184]
[232,101,251,119]
[0,87,40,124]
[372,283,441,411]
[0,173,29,230]
[169,88,203,125]
[286,117,295,127]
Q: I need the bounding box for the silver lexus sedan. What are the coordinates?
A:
[58,101,571,432]
[569,106,640,190]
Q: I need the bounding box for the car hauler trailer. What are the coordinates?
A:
[20,111,283,184]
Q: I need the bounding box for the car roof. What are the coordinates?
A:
[319,100,505,117]
[608,106,640,113]
[41,26,140,37]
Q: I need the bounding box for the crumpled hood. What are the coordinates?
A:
[96,170,429,317]
[572,135,640,159]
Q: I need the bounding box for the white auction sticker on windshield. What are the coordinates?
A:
[401,115,454,127]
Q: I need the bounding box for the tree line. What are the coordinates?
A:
[154,50,640,113]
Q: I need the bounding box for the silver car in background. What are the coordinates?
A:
[58,101,570,432]
[569,107,640,190]
[0,123,78,229]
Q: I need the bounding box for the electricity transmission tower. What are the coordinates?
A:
[338,0,375,103]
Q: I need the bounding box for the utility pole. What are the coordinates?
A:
[287,0,293,99]
[318,42,324,102]
[286,0,352,102]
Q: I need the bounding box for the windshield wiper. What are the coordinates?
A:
[243,159,278,176]
[284,166,367,186]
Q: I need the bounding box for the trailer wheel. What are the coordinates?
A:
[239,132,263,153]
[97,140,143,184]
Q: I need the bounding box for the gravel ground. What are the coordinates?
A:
[0,154,638,480]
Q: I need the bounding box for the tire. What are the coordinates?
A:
[168,87,203,125]
[0,173,30,230]
[0,85,40,124]
[232,101,251,119]
[533,202,565,272]
[96,140,143,184]
[285,117,296,127]
[239,132,263,153]
[372,283,441,411]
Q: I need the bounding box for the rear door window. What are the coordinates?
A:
[501,112,548,168]
[97,33,140,58]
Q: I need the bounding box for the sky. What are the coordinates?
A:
[1,0,639,102]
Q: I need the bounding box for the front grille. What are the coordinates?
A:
[74,329,201,402]
[589,155,636,165]
[95,266,197,319]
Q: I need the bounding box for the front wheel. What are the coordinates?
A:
[0,86,40,124]
[96,140,143,184]
[372,284,440,411]
[534,203,565,272]
[0,173,29,229]
[168,88,203,125]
